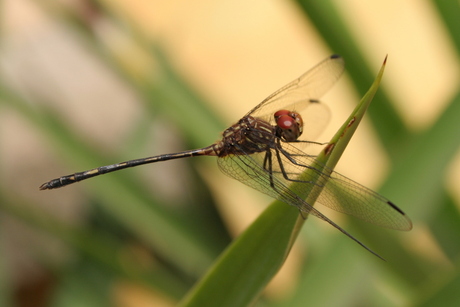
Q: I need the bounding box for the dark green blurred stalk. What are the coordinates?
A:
[0,190,188,299]
[433,0,460,53]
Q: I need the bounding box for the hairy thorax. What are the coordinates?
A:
[213,116,276,157]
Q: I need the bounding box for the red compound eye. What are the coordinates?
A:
[276,115,295,129]
[273,110,304,141]
[274,110,295,129]
[274,109,290,118]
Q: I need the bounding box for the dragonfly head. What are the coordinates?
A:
[274,110,304,141]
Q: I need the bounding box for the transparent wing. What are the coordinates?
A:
[217,145,393,258]
[217,147,334,222]
[296,101,331,142]
[274,142,412,230]
[217,131,412,231]
[247,54,345,124]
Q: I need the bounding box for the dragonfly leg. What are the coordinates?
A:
[277,145,329,187]
[289,139,329,146]
[274,147,324,187]
[281,139,327,158]
[263,150,277,190]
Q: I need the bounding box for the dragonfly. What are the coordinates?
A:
[40,54,412,258]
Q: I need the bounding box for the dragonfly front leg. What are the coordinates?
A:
[278,145,328,182]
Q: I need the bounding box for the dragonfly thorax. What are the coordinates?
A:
[214,116,277,157]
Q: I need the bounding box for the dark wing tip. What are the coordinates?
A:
[330,54,342,59]
[387,201,413,231]
[387,201,404,214]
